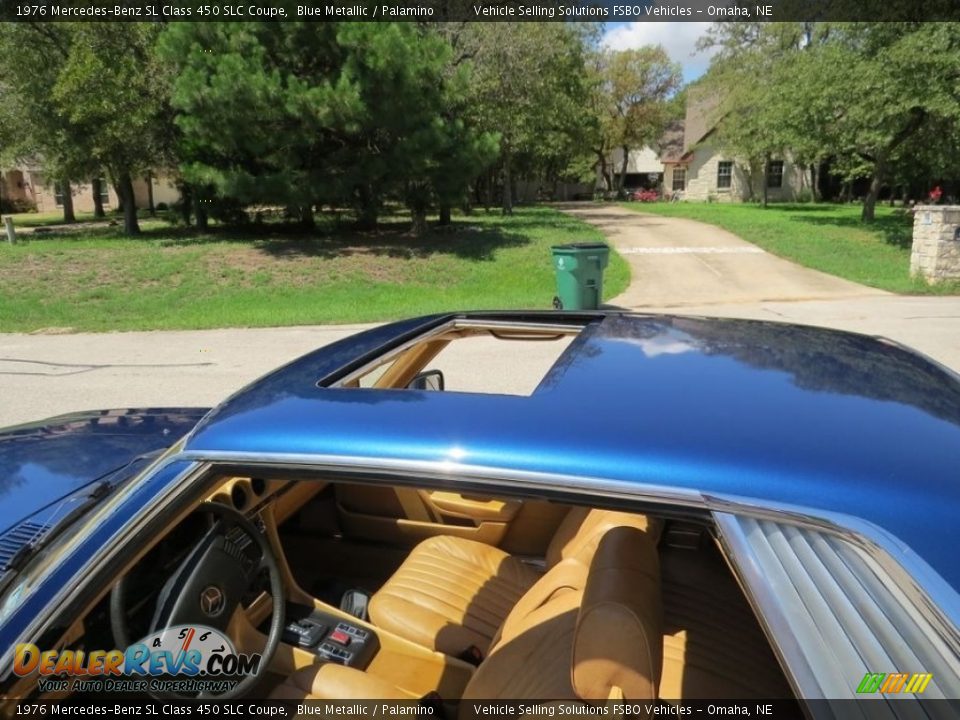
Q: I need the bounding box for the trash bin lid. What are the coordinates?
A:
[551,242,609,251]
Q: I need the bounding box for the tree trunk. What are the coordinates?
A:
[196,201,208,231]
[743,163,755,202]
[861,159,886,223]
[616,145,629,195]
[146,172,155,216]
[180,184,193,226]
[501,147,513,215]
[762,156,770,209]
[118,172,139,235]
[112,181,123,213]
[300,205,314,230]
[439,204,452,226]
[91,177,105,218]
[61,178,76,224]
[353,184,378,230]
[595,150,610,192]
[810,165,820,202]
[411,207,428,236]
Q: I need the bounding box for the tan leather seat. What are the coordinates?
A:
[658,546,793,699]
[368,507,661,657]
[272,527,663,712]
[465,526,663,703]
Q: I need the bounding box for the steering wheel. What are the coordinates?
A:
[110,501,286,699]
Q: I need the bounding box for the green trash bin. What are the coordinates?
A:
[551,242,610,310]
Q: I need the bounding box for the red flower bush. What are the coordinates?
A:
[631,189,660,202]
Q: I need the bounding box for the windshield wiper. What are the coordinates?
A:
[0,450,162,593]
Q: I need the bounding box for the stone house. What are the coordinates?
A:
[658,95,813,203]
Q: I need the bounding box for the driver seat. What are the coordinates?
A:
[271,526,663,708]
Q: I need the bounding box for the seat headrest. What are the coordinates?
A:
[572,526,662,702]
[547,508,663,568]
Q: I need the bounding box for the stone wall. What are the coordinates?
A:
[910,205,960,282]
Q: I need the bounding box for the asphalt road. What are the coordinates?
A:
[2,205,959,427]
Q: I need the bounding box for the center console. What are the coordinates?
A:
[279,604,380,669]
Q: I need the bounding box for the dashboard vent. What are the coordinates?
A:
[0,521,49,572]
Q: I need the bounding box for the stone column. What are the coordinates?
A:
[910,205,960,282]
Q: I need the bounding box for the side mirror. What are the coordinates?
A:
[407,369,445,392]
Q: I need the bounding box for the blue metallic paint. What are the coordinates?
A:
[0,408,208,536]
[185,312,960,593]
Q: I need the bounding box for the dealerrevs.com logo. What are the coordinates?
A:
[14,624,261,694]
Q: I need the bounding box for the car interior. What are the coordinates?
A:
[4,473,796,706]
[1,321,797,707]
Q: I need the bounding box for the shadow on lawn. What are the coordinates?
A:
[15,208,572,261]
[144,217,532,262]
[784,206,914,249]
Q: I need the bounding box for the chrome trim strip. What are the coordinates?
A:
[452,318,585,334]
[707,493,960,645]
[173,449,706,508]
[713,512,822,699]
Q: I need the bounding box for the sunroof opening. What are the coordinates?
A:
[337,319,586,397]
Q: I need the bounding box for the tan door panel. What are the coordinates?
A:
[335,483,536,548]
[338,509,509,548]
[420,490,521,523]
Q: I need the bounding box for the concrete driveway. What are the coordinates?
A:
[560,204,886,307]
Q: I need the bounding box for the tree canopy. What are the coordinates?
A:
[0,23,169,231]
[701,21,960,219]
[161,22,497,231]
[589,45,682,194]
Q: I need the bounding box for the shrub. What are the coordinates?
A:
[630,189,660,202]
[0,198,37,214]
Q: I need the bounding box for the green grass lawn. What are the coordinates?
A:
[621,202,960,295]
[0,207,628,333]
[3,210,103,227]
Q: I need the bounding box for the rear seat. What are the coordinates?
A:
[367,507,662,657]
[272,526,664,710]
[658,545,794,699]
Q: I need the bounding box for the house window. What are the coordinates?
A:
[717,161,733,190]
[53,181,65,207]
[767,161,784,189]
[672,168,686,191]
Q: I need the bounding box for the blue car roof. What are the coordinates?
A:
[185,312,960,592]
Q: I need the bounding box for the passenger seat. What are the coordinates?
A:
[367,506,661,657]
[272,526,664,709]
